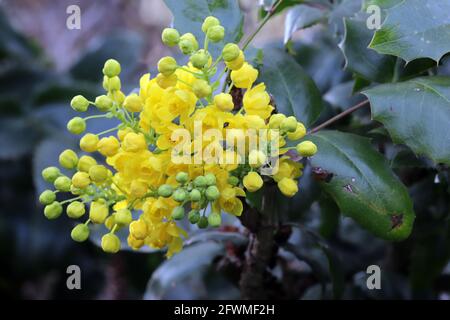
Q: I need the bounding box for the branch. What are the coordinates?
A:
[309,99,370,134]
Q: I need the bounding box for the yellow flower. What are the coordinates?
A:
[122,132,147,152]
[273,158,303,182]
[123,93,143,112]
[72,171,90,189]
[89,200,109,224]
[214,93,234,111]
[243,83,274,119]
[225,50,245,70]
[287,122,307,140]
[230,62,258,88]
[243,172,263,192]
[277,177,298,197]
[97,136,120,157]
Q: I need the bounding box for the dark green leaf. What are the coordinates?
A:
[328,0,362,36]
[284,5,327,43]
[0,117,36,160]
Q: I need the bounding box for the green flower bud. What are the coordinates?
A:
[194,176,207,188]
[204,173,216,186]
[158,184,173,197]
[173,188,187,202]
[190,50,210,69]
[44,201,62,219]
[39,190,56,205]
[222,43,240,62]
[192,79,212,98]
[227,176,239,186]
[206,25,225,43]
[171,206,185,220]
[89,200,109,224]
[176,172,189,184]
[158,56,178,76]
[281,116,298,133]
[161,28,180,46]
[70,95,90,112]
[67,117,86,135]
[106,76,121,91]
[188,209,200,224]
[70,185,83,196]
[202,16,220,33]
[296,141,318,157]
[54,176,71,192]
[42,166,61,183]
[77,155,97,173]
[102,59,121,78]
[95,95,113,111]
[71,224,90,242]
[178,33,198,54]
[189,189,202,202]
[67,201,86,219]
[88,165,108,183]
[85,185,96,196]
[205,185,220,201]
[197,216,208,229]
[101,233,121,253]
[59,149,78,169]
[115,208,132,226]
[208,212,221,227]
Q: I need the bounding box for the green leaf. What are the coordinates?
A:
[163,0,243,57]
[363,77,450,165]
[259,47,324,127]
[0,117,36,160]
[308,130,415,240]
[370,0,450,62]
[284,5,327,43]
[328,0,362,36]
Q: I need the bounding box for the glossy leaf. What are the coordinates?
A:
[284,5,327,44]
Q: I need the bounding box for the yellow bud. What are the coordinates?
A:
[97,136,120,157]
[287,122,307,140]
[248,150,267,168]
[202,16,220,33]
[127,234,145,250]
[178,33,198,54]
[77,155,97,173]
[157,56,178,76]
[230,62,258,89]
[122,132,147,152]
[79,133,99,153]
[117,127,133,141]
[277,177,298,197]
[130,219,148,240]
[192,79,212,98]
[156,73,178,89]
[225,50,245,70]
[130,180,147,198]
[101,233,121,253]
[206,25,225,43]
[123,93,143,113]
[89,165,109,183]
[214,93,234,111]
[280,116,298,133]
[66,201,86,219]
[59,149,78,169]
[102,59,121,78]
[89,200,109,224]
[243,172,263,192]
[95,95,113,111]
[296,141,317,157]
[222,43,240,62]
[269,114,286,129]
[71,171,91,189]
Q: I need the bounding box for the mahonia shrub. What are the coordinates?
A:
[39,17,317,257]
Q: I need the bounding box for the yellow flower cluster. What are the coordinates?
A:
[39,16,317,257]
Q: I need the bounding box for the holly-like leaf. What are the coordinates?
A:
[364,77,450,166]
[370,0,450,62]
[284,5,327,44]
[163,0,243,57]
[308,130,415,241]
[259,47,324,127]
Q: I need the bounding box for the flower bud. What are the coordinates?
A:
[71,224,90,242]
[70,95,90,112]
[248,150,267,168]
[156,73,178,89]
[189,189,201,202]
[204,173,216,186]
[225,50,244,70]
[89,200,109,224]
[197,216,208,229]
[281,116,298,133]
[104,215,116,230]
[54,176,71,192]
[122,132,146,152]
[173,188,187,202]
[89,165,109,183]
[97,136,120,157]
[107,76,121,91]
[176,172,189,184]
[287,122,307,140]
[193,175,207,188]
[102,59,121,78]
[109,89,125,104]
[42,166,61,183]
[123,93,143,113]
[67,117,86,135]
[101,233,121,253]
[130,219,148,240]
[205,185,220,201]
[158,56,178,76]
[171,206,185,220]
[59,149,78,169]
[188,209,200,224]
[77,155,97,173]
[127,234,144,250]
[117,127,133,141]
[158,184,173,197]
[201,16,220,33]
[269,113,286,129]
[70,185,83,195]
[44,201,62,219]
[214,93,234,111]
[178,33,198,54]
[190,50,210,69]
[72,171,90,189]
[206,25,225,43]
[162,28,180,46]
[95,95,113,111]
[39,190,56,205]
[278,178,298,197]
[115,208,132,226]
[296,141,317,157]
[208,213,221,227]
[80,133,99,153]
[230,62,258,88]
[67,201,86,219]
[227,176,239,186]
[243,172,263,192]
[222,43,240,62]
[192,79,212,98]
[130,180,147,198]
